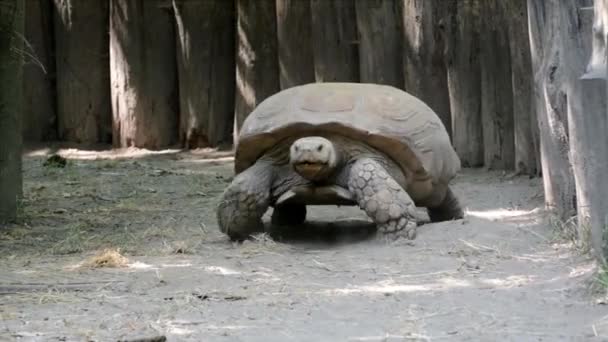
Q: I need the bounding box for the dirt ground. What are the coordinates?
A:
[1,146,607,341]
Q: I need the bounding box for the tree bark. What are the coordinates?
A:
[310,0,359,82]
[173,0,235,148]
[445,0,483,167]
[355,0,403,88]
[53,0,111,144]
[23,0,56,142]
[110,0,178,149]
[276,0,315,89]
[502,0,538,175]
[401,0,451,135]
[568,2,608,261]
[480,0,515,170]
[0,0,24,223]
[527,0,589,220]
[235,0,280,133]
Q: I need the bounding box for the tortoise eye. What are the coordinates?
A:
[317,145,323,152]
[294,146,299,152]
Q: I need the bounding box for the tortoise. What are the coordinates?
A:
[216,82,464,241]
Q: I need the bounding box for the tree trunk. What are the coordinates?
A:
[0,0,24,224]
[110,0,178,149]
[355,0,403,88]
[502,0,538,175]
[173,0,235,148]
[401,0,451,135]
[310,0,359,82]
[480,0,515,170]
[234,0,280,134]
[53,0,111,144]
[445,0,483,167]
[23,0,56,142]
[568,2,608,261]
[527,0,589,220]
[276,0,315,89]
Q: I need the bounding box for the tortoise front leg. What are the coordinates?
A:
[346,158,418,240]
[216,161,274,241]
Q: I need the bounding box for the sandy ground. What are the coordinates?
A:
[1,146,607,341]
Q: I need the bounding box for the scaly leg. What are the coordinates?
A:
[427,186,464,222]
[216,161,274,241]
[346,158,418,240]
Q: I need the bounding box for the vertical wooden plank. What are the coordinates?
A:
[235,0,280,132]
[23,0,57,142]
[310,0,359,82]
[402,0,451,135]
[174,0,235,148]
[110,0,178,149]
[355,0,403,88]
[54,0,111,143]
[445,0,483,167]
[276,0,315,89]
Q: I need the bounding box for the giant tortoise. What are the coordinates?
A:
[217,82,464,241]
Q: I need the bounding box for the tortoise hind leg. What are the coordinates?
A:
[271,203,307,226]
[216,161,274,241]
[427,187,464,223]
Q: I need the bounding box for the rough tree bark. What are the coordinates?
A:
[355,0,403,88]
[567,1,608,261]
[235,0,280,133]
[276,0,315,89]
[480,0,515,170]
[173,0,235,148]
[502,0,538,175]
[310,0,359,82]
[0,0,24,223]
[23,0,56,142]
[527,0,590,220]
[53,0,111,144]
[445,0,483,167]
[110,0,178,149]
[401,0,451,135]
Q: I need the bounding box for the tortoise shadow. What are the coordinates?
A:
[265,219,378,245]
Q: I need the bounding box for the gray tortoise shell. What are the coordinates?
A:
[235,82,461,195]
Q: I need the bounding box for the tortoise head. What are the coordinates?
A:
[289,136,338,182]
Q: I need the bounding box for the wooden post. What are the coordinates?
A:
[567,2,608,261]
[0,0,24,223]
[235,0,280,133]
[23,0,56,142]
[445,0,483,167]
[527,0,587,220]
[480,0,515,170]
[276,0,315,89]
[53,0,111,144]
[355,0,403,88]
[310,0,359,82]
[173,0,235,148]
[401,0,451,135]
[502,0,538,175]
[110,0,178,149]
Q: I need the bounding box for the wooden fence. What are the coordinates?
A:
[23,0,538,174]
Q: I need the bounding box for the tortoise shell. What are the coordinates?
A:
[235,82,460,196]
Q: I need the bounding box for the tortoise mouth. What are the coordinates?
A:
[293,161,328,178]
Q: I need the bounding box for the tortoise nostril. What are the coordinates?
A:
[317,145,323,152]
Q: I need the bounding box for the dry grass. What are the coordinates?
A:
[80,248,129,269]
